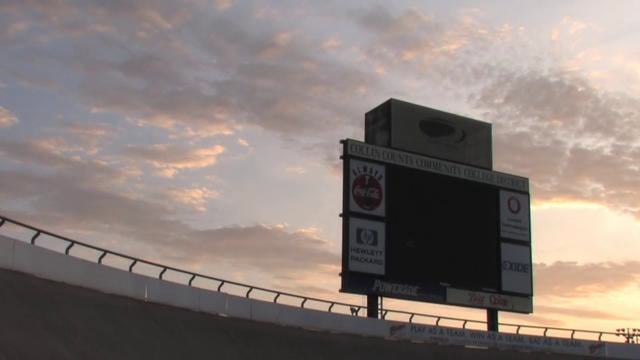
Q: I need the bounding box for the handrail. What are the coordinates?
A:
[0,213,621,342]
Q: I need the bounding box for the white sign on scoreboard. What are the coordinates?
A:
[501,243,532,295]
[349,159,385,217]
[499,190,530,242]
[348,217,385,275]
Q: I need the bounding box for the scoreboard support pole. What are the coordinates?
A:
[487,309,499,332]
[367,294,379,318]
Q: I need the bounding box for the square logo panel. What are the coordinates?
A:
[348,217,385,275]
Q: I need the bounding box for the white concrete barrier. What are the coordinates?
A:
[2,234,640,359]
[226,295,252,320]
[0,235,14,269]
[249,299,391,338]
[195,287,228,315]
[10,237,148,301]
[606,343,640,359]
[83,263,148,301]
[146,278,199,310]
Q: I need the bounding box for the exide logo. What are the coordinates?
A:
[503,261,530,274]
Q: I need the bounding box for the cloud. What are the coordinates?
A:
[0,170,185,247]
[321,37,341,50]
[0,138,138,187]
[0,106,18,127]
[214,0,233,11]
[123,144,224,178]
[535,305,625,320]
[535,261,640,298]
[186,224,338,274]
[0,134,337,283]
[472,69,640,217]
[0,167,338,284]
[348,6,640,218]
[350,6,499,76]
[285,166,307,175]
[63,121,113,138]
[0,139,77,167]
[59,122,114,154]
[1,1,375,139]
[163,186,220,212]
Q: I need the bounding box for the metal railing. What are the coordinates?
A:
[0,214,621,343]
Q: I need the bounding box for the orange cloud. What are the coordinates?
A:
[322,37,341,50]
[215,0,233,11]
[535,261,640,298]
[124,144,225,178]
[164,186,220,212]
[0,107,18,127]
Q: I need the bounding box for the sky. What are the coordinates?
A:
[1,0,639,334]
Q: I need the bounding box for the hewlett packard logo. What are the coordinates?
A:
[356,228,378,246]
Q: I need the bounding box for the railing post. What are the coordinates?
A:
[367,294,379,319]
[30,231,40,245]
[64,242,75,255]
[487,309,499,332]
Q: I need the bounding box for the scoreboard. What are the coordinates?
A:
[341,139,533,313]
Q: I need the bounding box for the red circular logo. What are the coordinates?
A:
[352,174,383,211]
[507,196,521,214]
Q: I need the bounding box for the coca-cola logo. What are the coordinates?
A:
[352,173,383,211]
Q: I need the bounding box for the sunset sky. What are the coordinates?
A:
[1,0,639,334]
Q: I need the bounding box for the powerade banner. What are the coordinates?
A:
[340,139,533,313]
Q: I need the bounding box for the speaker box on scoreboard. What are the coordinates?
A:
[365,99,493,170]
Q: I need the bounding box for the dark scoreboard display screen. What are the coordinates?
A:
[387,165,499,291]
[341,139,532,313]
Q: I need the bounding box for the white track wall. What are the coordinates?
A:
[0,234,638,359]
[0,234,388,338]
